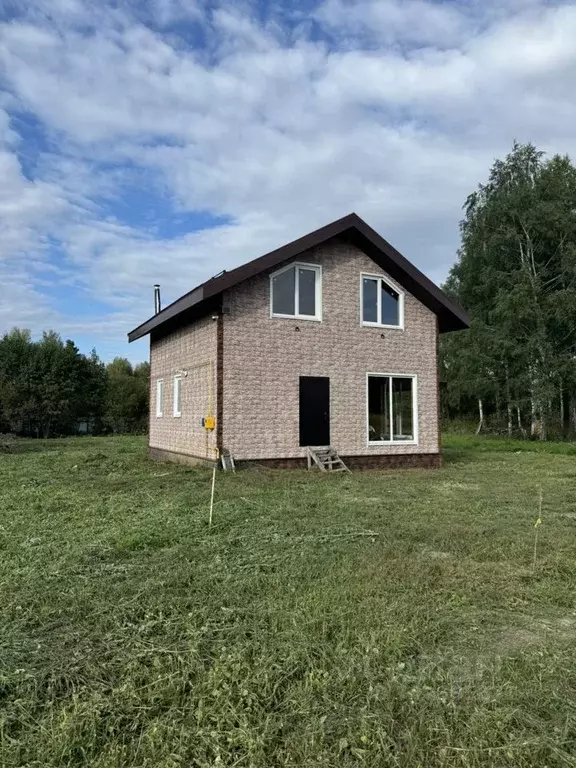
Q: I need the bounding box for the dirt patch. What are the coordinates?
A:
[492,616,576,656]
[328,494,384,504]
[492,628,542,655]
[419,548,453,560]
[535,616,576,639]
[436,482,480,491]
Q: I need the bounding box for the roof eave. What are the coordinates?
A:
[128,286,204,342]
[127,212,470,341]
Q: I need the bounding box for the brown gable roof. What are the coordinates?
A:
[128,212,469,342]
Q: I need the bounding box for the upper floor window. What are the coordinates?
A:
[361,274,404,328]
[270,263,322,321]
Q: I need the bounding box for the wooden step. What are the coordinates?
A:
[221,449,236,472]
[306,446,350,473]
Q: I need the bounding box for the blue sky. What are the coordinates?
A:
[1,0,575,362]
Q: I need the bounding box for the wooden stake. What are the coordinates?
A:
[209,464,216,527]
[532,487,543,573]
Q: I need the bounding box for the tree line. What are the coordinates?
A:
[441,142,576,440]
[3,143,575,442]
[0,329,149,437]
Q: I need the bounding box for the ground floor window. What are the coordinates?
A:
[155,379,164,418]
[367,374,416,443]
[173,375,182,417]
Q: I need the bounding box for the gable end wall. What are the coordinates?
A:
[221,238,439,460]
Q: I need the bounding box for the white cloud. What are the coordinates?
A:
[0,149,69,259]
[0,0,575,359]
[148,0,202,27]
[316,0,475,48]
[315,0,559,48]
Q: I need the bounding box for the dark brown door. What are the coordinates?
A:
[299,376,330,446]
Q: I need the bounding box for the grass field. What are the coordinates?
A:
[1,435,576,767]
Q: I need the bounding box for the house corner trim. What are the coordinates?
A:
[216,313,224,455]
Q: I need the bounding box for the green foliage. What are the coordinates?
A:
[103,358,149,434]
[1,435,576,766]
[0,328,34,429]
[442,142,576,439]
[0,329,148,436]
[0,329,107,437]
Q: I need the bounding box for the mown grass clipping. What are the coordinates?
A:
[1,434,576,766]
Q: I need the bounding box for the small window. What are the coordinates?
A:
[368,374,416,443]
[271,263,321,320]
[173,375,182,417]
[362,275,403,328]
[156,379,164,418]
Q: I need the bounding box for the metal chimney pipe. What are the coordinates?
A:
[154,285,161,315]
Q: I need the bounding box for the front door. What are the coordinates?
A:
[299,376,330,446]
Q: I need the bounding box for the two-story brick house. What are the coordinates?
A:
[128,213,469,469]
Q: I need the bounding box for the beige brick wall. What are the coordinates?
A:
[222,238,439,460]
[149,315,218,460]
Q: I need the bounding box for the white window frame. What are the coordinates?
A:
[270,262,322,322]
[155,379,164,418]
[173,374,182,418]
[360,273,404,329]
[366,373,418,446]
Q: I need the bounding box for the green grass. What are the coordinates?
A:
[444,432,576,458]
[1,434,576,766]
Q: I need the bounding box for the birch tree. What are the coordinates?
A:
[442,143,576,439]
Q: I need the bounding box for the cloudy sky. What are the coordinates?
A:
[1,0,575,361]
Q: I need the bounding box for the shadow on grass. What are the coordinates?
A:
[442,445,479,465]
[0,439,62,455]
[443,432,576,462]
[0,436,108,455]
